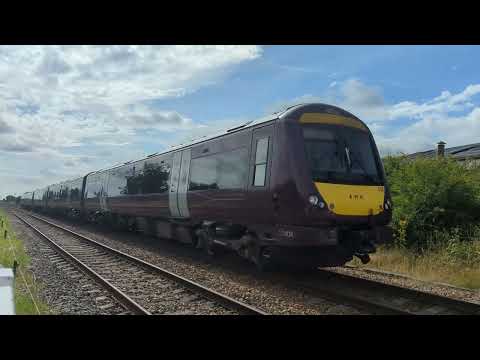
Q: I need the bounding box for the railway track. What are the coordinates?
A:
[13,209,480,315]
[14,211,267,315]
[293,268,480,315]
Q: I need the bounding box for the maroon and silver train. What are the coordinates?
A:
[20,103,392,270]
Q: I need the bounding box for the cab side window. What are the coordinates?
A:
[253,137,269,186]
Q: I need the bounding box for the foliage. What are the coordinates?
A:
[382,154,408,179]
[383,155,480,251]
[350,242,480,289]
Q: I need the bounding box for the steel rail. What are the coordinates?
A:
[14,212,150,315]
[18,211,267,315]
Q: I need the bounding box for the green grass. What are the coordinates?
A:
[348,241,480,290]
[0,208,50,314]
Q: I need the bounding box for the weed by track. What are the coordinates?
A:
[0,208,50,315]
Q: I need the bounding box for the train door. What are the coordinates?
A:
[169,149,192,218]
[99,172,109,212]
[80,175,88,211]
[45,187,50,208]
[169,151,182,217]
[177,149,191,218]
[249,125,274,190]
[247,125,275,223]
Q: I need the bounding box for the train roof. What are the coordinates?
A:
[86,108,288,176]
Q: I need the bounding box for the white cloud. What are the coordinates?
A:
[0,45,262,198]
[266,79,389,121]
[270,79,480,156]
[388,84,480,120]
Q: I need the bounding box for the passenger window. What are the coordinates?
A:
[253,137,269,186]
[189,148,249,191]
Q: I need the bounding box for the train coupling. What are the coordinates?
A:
[354,253,371,264]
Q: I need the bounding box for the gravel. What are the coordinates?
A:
[8,212,128,315]
[21,214,235,315]
[15,211,366,315]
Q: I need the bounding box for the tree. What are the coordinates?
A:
[384,156,480,250]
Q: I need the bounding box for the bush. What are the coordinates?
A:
[442,237,480,267]
[383,156,480,251]
[382,154,408,179]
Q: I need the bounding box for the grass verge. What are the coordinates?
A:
[0,208,50,314]
[349,242,480,290]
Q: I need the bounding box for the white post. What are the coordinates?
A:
[0,268,15,315]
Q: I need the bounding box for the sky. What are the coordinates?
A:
[1,45,480,198]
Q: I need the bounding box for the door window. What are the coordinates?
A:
[253,137,269,186]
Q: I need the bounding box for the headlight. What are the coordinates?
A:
[308,195,319,206]
[308,195,325,208]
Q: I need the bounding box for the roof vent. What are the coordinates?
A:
[227,120,253,132]
[273,103,305,115]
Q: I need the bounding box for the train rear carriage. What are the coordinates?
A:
[32,188,47,210]
[106,155,171,217]
[83,154,173,230]
[63,177,84,216]
[83,171,104,215]
[20,192,34,209]
[45,182,69,213]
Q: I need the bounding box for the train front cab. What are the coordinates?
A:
[264,104,393,268]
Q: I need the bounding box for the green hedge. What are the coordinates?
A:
[382,155,480,251]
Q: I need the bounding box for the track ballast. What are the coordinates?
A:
[14,211,267,315]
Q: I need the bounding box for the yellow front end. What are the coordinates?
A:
[314,182,385,216]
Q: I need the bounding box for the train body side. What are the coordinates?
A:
[77,121,275,223]
[35,103,393,267]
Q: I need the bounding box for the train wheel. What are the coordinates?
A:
[198,229,216,259]
[254,246,274,273]
[191,231,199,249]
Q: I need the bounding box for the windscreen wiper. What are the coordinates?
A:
[344,142,379,185]
[345,146,352,169]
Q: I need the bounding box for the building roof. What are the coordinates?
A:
[407,142,480,160]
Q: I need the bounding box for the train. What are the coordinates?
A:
[19,103,392,270]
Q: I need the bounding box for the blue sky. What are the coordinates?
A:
[151,46,479,116]
[1,45,480,197]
